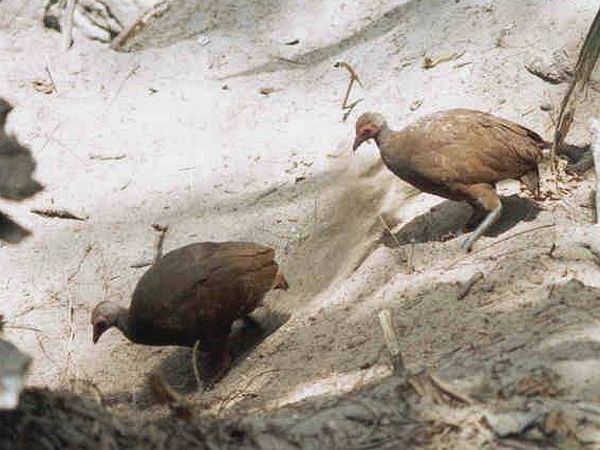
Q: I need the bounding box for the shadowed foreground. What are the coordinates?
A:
[2,367,599,450]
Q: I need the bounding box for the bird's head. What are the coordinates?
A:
[353,112,388,151]
[90,301,120,344]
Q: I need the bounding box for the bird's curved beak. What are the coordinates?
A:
[352,134,367,152]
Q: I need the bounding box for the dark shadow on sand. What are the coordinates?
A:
[382,194,541,247]
[0,211,31,244]
[103,308,290,409]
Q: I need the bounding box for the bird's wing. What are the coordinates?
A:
[399,109,545,186]
[129,242,278,328]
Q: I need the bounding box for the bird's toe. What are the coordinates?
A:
[460,236,474,253]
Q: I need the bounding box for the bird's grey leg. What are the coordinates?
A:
[459,184,502,253]
[461,205,502,252]
[464,205,487,232]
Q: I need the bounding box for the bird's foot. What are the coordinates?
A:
[464,215,485,233]
[198,349,232,391]
[460,234,475,253]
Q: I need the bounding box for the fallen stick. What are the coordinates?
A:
[63,0,77,50]
[334,61,363,121]
[191,340,202,390]
[89,154,126,161]
[110,1,170,52]
[407,240,415,274]
[335,61,363,88]
[151,223,169,263]
[31,208,87,221]
[130,223,169,268]
[273,55,304,65]
[422,50,466,69]
[456,271,484,300]
[2,324,42,333]
[428,371,474,405]
[103,63,140,114]
[378,214,400,247]
[67,244,94,283]
[377,309,406,377]
[44,65,58,93]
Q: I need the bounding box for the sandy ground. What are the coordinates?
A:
[2,0,600,437]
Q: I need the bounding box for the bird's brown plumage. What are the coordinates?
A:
[128,242,282,345]
[353,109,545,251]
[91,241,288,386]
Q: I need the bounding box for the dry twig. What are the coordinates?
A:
[67,244,94,284]
[110,1,170,51]
[63,0,77,50]
[428,372,474,405]
[191,340,202,390]
[407,240,416,274]
[44,66,58,93]
[377,309,406,377]
[334,61,363,121]
[151,223,169,263]
[378,214,400,247]
[89,154,126,161]
[422,50,465,69]
[272,55,304,65]
[130,223,169,268]
[31,208,87,221]
[62,244,93,385]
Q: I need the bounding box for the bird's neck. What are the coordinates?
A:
[115,308,135,341]
[374,124,393,152]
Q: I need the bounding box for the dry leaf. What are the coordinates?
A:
[32,80,55,95]
[409,99,423,111]
[259,87,276,95]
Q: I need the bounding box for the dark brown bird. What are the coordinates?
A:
[91,242,288,387]
[353,109,545,252]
